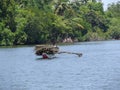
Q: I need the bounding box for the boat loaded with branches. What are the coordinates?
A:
[35,45,82,59]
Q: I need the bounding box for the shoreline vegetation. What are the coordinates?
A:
[0,0,120,46]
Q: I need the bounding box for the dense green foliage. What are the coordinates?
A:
[0,0,120,46]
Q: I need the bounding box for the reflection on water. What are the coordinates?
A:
[0,40,120,90]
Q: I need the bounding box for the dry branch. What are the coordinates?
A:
[58,51,82,57]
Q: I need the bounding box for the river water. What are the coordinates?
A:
[0,40,120,90]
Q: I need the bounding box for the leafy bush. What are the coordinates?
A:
[0,28,14,46]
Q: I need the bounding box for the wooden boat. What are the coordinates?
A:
[35,45,82,59]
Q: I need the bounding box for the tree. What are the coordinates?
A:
[106,1,120,39]
[0,0,16,32]
[0,28,14,46]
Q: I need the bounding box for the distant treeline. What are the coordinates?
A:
[0,0,120,46]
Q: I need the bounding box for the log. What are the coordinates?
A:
[58,51,82,57]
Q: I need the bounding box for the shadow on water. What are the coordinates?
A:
[35,56,57,61]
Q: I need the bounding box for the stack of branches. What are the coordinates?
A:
[35,45,59,55]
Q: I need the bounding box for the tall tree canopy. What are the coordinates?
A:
[0,0,120,46]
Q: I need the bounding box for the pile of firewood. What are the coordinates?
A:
[35,45,59,55]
